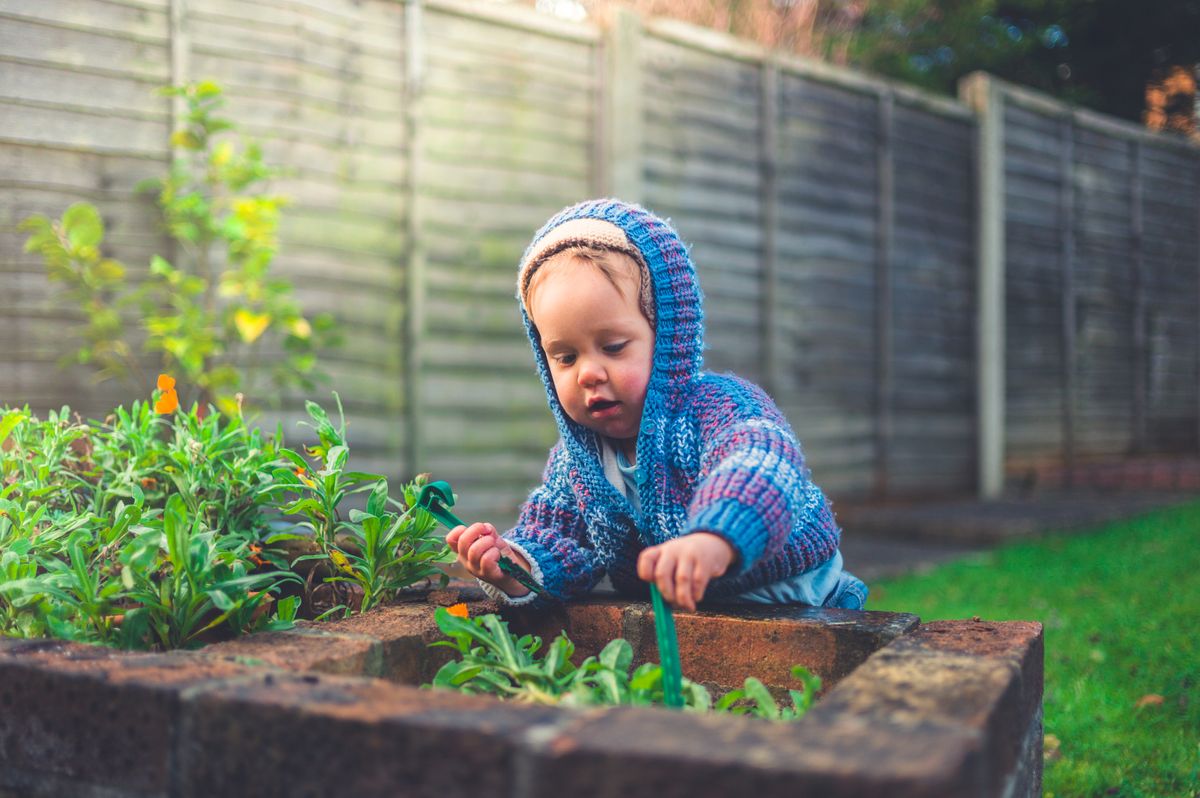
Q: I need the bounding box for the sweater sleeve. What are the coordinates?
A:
[487,442,604,605]
[682,377,839,578]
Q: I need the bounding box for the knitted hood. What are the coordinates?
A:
[517,199,704,469]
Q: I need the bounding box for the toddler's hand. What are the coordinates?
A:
[637,532,734,612]
[445,522,532,597]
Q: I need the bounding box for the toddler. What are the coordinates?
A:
[446,199,867,611]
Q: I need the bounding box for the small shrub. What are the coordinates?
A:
[20,81,339,415]
[264,396,452,617]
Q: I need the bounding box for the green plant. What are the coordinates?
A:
[0,400,300,649]
[117,494,299,650]
[427,607,821,720]
[20,81,337,415]
[266,397,452,616]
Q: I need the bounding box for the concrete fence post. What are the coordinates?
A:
[603,7,643,204]
[960,72,1006,499]
[403,0,426,480]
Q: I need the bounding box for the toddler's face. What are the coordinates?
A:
[528,261,653,455]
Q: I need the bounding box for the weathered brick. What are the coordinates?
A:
[176,671,565,798]
[506,597,629,660]
[0,642,258,795]
[521,702,976,798]
[621,603,919,691]
[804,619,1044,797]
[315,600,496,684]
[200,628,381,677]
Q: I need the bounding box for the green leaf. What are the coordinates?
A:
[194,80,222,99]
[150,255,174,277]
[62,203,104,249]
[597,638,632,675]
[365,479,388,517]
[280,498,324,516]
[93,259,126,282]
[0,409,27,447]
[629,663,662,692]
[741,678,779,720]
[208,589,235,611]
[714,688,745,713]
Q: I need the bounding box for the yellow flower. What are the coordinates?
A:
[234,309,270,343]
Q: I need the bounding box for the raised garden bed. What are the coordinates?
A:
[0,592,1043,797]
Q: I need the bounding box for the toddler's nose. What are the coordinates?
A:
[577,357,605,386]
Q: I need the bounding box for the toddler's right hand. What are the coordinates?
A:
[445,522,531,597]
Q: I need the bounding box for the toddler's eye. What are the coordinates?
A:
[552,353,576,366]
[603,342,627,354]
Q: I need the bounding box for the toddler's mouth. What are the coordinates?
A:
[587,398,619,413]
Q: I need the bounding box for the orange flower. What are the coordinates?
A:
[140,476,158,489]
[294,467,315,488]
[445,603,469,619]
[154,391,178,414]
[154,373,179,414]
[247,542,269,568]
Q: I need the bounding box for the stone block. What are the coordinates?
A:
[176,671,564,798]
[520,702,974,798]
[802,618,1045,797]
[0,641,257,796]
[200,628,381,677]
[315,602,463,684]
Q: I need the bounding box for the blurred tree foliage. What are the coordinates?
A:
[562,1,1200,126]
[840,0,1200,125]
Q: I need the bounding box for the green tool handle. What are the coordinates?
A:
[424,499,544,596]
[649,582,684,708]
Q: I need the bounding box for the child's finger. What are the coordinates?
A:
[445,524,467,552]
[637,547,661,583]
[458,523,496,555]
[454,526,482,560]
[478,547,503,581]
[654,550,677,603]
[673,557,696,611]
[465,534,499,574]
[692,561,711,606]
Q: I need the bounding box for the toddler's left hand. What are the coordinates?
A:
[637,532,734,612]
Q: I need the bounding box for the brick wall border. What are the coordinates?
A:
[0,596,1042,797]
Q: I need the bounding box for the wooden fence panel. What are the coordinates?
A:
[186,0,409,479]
[415,4,597,525]
[640,34,765,387]
[1071,125,1135,455]
[1003,100,1068,462]
[0,0,172,414]
[4,3,1200,515]
[1141,144,1200,450]
[774,73,879,496]
[887,101,975,494]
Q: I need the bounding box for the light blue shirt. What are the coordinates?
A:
[612,447,847,607]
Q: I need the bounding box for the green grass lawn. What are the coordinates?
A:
[867,500,1200,798]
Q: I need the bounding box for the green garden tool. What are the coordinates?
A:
[416,480,544,596]
[649,582,684,708]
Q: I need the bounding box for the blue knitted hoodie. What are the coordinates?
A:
[490,199,840,605]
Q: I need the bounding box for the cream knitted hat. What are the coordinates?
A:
[517,217,656,326]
